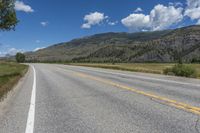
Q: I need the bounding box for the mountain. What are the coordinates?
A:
[26,25,200,63]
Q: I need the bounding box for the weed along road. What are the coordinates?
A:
[0,63,200,133]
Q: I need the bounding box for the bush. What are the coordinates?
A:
[163,64,197,78]
[15,53,25,63]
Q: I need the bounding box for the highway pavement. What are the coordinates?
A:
[0,63,200,133]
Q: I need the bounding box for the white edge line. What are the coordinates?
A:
[25,65,36,133]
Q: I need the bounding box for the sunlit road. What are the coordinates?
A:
[0,63,200,133]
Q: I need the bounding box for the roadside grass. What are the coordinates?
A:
[0,62,28,100]
[69,63,200,78]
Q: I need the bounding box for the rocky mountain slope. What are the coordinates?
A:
[26,25,200,63]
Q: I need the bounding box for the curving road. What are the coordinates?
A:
[0,63,200,133]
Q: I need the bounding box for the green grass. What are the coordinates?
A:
[0,62,28,100]
[69,63,200,78]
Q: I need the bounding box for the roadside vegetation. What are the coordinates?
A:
[0,61,28,100]
[16,52,25,63]
[69,63,200,78]
[164,64,198,78]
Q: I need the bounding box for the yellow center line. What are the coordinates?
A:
[74,72,200,116]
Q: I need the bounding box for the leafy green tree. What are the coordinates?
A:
[0,0,18,31]
[16,52,25,63]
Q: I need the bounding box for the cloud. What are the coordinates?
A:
[197,19,200,25]
[33,47,45,52]
[40,21,49,27]
[186,0,200,8]
[122,4,183,31]
[108,21,118,26]
[184,0,200,24]
[15,1,34,13]
[81,12,108,29]
[150,4,183,31]
[169,2,183,7]
[0,44,24,57]
[121,14,150,31]
[7,48,24,55]
[134,7,143,12]
[185,8,200,20]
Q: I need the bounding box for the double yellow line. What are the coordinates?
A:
[74,72,200,116]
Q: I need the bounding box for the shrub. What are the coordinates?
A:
[163,64,197,78]
[15,53,25,63]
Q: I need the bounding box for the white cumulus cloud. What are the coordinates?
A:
[184,0,200,24]
[150,4,183,31]
[122,4,183,31]
[121,14,150,31]
[81,12,108,29]
[15,1,34,13]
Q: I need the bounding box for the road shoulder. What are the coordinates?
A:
[0,66,34,133]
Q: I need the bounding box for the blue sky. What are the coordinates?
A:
[0,0,200,56]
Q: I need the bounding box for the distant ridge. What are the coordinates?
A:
[26,25,200,63]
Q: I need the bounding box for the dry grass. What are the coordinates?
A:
[0,62,28,100]
[69,63,200,78]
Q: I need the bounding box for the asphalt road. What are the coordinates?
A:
[0,63,200,133]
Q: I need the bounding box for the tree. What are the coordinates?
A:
[16,52,25,63]
[0,0,18,31]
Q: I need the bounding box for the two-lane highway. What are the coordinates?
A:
[0,63,200,133]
